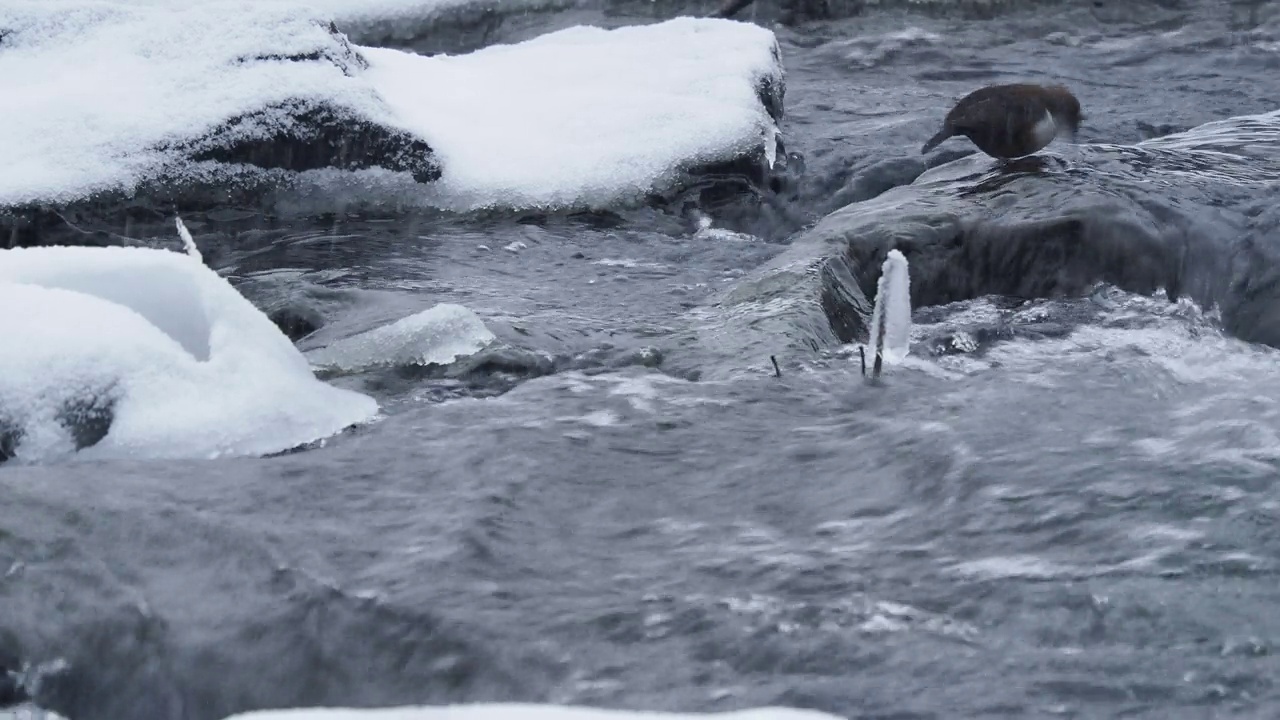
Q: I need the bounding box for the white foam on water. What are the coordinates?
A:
[304,303,496,371]
[0,246,378,463]
[220,704,842,720]
[1,3,781,212]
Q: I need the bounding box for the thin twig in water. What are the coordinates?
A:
[49,210,146,247]
[859,346,866,378]
[770,355,781,378]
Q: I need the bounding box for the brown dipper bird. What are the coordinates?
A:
[921,83,1083,159]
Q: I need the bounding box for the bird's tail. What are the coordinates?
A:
[920,128,952,154]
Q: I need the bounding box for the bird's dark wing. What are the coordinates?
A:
[947,93,1041,133]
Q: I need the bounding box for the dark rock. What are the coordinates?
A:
[828,156,927,210]
[1221,201,1280,348]
[267,305,325,342]
[0,422,20,463]
[56,392,117,453]
[667,240,873,379]
[0,388,118,464]
[1136,120,1188,141]
[676,110,1280,376]
[0,643,28,708]
[183,104,440,184]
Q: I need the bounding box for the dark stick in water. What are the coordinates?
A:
[770,355,781,378]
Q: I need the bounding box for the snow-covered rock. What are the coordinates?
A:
[362,16,783,211]
[59,0,580,48]
[0,245,379,463]
[0,1,440,209]
[0,1,784,223]
[221,704,842,720]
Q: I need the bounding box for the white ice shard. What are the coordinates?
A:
[867,248,912,366]
[305,303,496,371]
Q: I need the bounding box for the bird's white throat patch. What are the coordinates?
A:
[1032,108,1058,147]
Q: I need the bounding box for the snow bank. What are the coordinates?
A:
[361,16,783,210]
[0,1,781,213]
[306,303,496,371]
[69,0,576,39]
[222,704,842,720]
[0,246,378,463]
[0,0,438,208]
[0,705,65,720]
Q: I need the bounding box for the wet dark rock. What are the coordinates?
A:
[185,104,441,185]
[267,305,325,342]
[828,156,928,210]
[1221,201,1280,348]
[0,635,28,707]
[1136,120,1188,141]
[0,423,19,464]
[680,110,1280,375]
[668,241,873,379]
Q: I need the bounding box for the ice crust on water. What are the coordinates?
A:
[306,303,496,371]
[360,17,782,210]
[222,704,842,720]
[1,2,781,211]
[867,248,912,364]
[0,246,378,462]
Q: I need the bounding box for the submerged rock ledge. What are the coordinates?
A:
[680,109,1280,378]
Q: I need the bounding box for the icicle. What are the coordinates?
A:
[174,215,202,263]
[867,249,911,376]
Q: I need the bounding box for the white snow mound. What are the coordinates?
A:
[0,246,378,463]
[57,0,575,40]
[0,2,781,212]
[361,16,782,210]
[306,303,496,371]
[0,1,405,208]
[221,704,842,720]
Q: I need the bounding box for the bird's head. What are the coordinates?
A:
[1044,85,1083,141]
